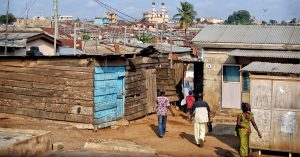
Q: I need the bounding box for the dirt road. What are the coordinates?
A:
[0,111,239,157]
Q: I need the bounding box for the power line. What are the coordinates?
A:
[18,0,38,18]
[92,0,132,23]
[93,0,138,21]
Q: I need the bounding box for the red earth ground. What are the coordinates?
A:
[0,110,292,157]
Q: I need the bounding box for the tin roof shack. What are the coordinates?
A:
[0,56,95,127]
[0,53,180,129]
[192,25,300,116]
[0,55,133,129]
[241,62,300,154]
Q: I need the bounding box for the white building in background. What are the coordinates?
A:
[32,16,47,20]
[199,17,224,24]
[143,2,169,24]
[58,16,73,22]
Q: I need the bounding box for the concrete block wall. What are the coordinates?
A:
[202,50,236,114]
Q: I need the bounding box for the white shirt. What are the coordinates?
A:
[195,107,209,123]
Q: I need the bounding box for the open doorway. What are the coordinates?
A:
[194,62,204,95]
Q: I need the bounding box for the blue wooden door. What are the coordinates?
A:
[94,66,125,128]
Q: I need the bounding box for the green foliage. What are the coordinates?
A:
[281,20,287,25]
[0,13,16,24]
[225,10,251,25]
[140,18,147,22]
[173,1,197,29]
[81,34,91,41]
[289,18,297,25]
[136,34,154,43]
[269,19,277,25]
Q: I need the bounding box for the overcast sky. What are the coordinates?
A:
[1,0,299,22]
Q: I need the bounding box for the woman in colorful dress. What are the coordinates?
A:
[237,103,262,157]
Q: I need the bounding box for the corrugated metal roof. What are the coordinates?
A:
[0,40,26,47]
[128,42,191,53]
[59,47,86,55]
[228,49,300,59]
[156,43,192,53]
[0,33,41,40]
[241,62,300,74]
[192,25,300,45]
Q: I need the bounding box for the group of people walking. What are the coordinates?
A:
[156,89,262,156]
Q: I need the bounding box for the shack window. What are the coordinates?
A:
[223,65,240,82]
[242,72,250,91]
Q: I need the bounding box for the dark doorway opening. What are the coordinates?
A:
[194,62,204,95]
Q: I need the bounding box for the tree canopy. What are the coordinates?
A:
[281,20,287,25]
[173,1,197,40]
[173,1,197,30]
[269,19,277,25]
[0,13,16,24]
[136,34,155,43]
[289,18,297,25]
[225,10,251,25]
[81,34,91,41]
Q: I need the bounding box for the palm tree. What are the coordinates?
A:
[173,2,197,41]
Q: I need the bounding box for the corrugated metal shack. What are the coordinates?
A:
[0,55,129,129]
[241,62,300,154]
[192,25,300,115]
[0,57,95,125]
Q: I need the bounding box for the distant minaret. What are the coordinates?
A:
[152,2,157,13]
[161,2,166,14]
[161,2,168,23]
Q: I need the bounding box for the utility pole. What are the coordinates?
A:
[169,28,173,68]
[156,22,158,47]
[123,26,127,51]
[138,28,141,41]
[4,0,10,56]
[73,23,77,55]
[25,0,28,27]
[53,0,59,55]
[161,23,164,43]
[95,28,98,53]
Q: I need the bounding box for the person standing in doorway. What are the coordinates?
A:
[192,93,210,147]
[237,103,262,157]
[186,91,195,121]
[156,89,175,138]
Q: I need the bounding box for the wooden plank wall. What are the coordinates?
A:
[156,64,179,103]
[0,58,94,124]
[145,69,157,113]
[125,68,147,121]
[173,62,185,87]
[250,75,300,153]
[125,57,167,120]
